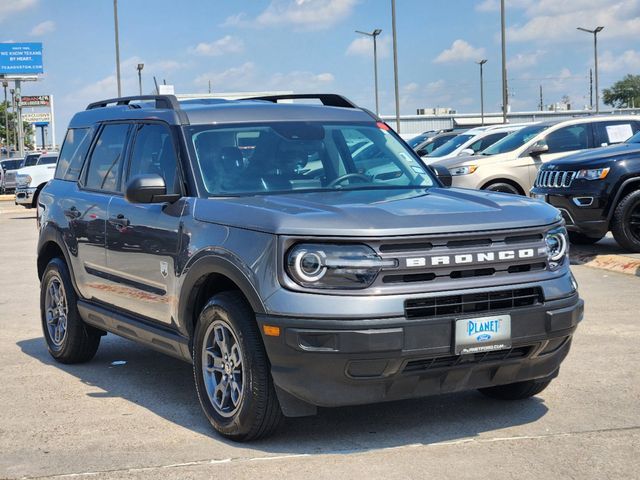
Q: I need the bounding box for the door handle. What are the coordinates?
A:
[64,206,81,219]
[108,213,130,228]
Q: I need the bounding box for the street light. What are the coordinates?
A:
[577,26,604,113]
[500,0,508,123]
[476,59,488,126]
[391,0,401,132]
[355,29,382,116]
[113,0,122,97]
[137,63,144,96]
[2,81,8,155]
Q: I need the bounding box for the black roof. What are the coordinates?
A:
[69,94,375,128]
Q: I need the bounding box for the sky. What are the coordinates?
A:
[1,0,640,144]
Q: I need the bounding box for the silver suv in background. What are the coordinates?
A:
[1,158,25,194]
[433,116,640,195]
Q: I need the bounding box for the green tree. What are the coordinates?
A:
[0,101,35,150]
[602,74,640,108]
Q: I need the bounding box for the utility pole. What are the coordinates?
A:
[577,26,604,113]
[14,80,24,157]
[113,0,122,97]
[355,29,382,116]
[539,85,544,111]
[391,0,401,133]
[500,0,508,123]
[9,89,15,151]
[589,68,593,110]
[2,81,7,156]
[208,80,212,94]
[476,59,487,125]
[136,63,144,95]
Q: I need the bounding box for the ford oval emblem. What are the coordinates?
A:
[477,333,492,342]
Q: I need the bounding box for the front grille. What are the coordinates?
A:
[404,287,543,319]
[403,346,532,373]
[535,169,577,188]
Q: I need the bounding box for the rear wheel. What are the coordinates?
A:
[568,231,604,245]
[483,182,521,195]
[479,378,552,400]
[611,190,640,252]
[193,291,283,441]
[40,258,101,363]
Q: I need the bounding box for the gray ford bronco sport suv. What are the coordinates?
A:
[37,94,583,441]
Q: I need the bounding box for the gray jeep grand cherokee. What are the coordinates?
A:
[37,94,583,441]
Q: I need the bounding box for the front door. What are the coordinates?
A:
[105,123,185,325]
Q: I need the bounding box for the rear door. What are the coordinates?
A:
[72,123,131,304]
[105,122,186,325]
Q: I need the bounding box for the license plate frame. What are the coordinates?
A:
[454,314,512,355]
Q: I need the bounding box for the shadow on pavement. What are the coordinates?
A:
[18,335,548,453]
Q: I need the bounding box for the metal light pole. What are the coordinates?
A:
[355,29,382,116]
[476,59,488,126]
[500,0,508,123]
[113,0,122,97]
[391,0,401,132]
[577,26,604,113]
[137,63,144,95]
[2,81,8,156]
[9,88,15,151]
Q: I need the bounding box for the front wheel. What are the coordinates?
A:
[193,291,283,441]
[40,258,101,363]
[478,378,552,400]
[483,182,521,195]
[611,190,640,252]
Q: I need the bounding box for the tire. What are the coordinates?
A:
[40,257,101,363]
[483,182,521,195]
[611,190,640,252]
[568,231,604,245]
[478,378,552,400]
[193,291,283,441]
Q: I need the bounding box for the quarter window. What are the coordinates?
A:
[84,124,129,192]
[128,124,180,194]
[593,121,640,146]
[55,128,94,181]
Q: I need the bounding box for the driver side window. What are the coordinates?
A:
[128,124,180,194]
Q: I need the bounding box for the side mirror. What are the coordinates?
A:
[458,148,475,157]
[429,164,453,187]
[125,174,179,204]
[527,140,549,156]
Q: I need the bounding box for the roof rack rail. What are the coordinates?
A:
[245,93,358,109]
[86,95,181,111]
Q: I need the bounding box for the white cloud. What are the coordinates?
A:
[29,20,55,36]
[434,40,486,63]
[508,50,545,69]
[345,35,391,59]
[0,0,36,22]
[189,35,244,56]
[194,63,258,91]
[599,49,640,72]
[224,0,358,31]
[268,71,335,91]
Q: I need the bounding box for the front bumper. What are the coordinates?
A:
[258,293,583,414]
[15,187,36,206]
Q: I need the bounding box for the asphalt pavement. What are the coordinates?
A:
[0,201,638,480]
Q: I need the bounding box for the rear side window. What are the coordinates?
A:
[55,128,94,181]
[84,124,130,192]
[38,155,58,165]
[593,121,640,147]
[544,125,590,154]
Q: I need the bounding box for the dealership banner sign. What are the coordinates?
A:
[22,112,51,123]
[21,95,50,107]
[0,43,44,75]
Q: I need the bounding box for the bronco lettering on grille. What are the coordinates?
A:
[405,248,545,268]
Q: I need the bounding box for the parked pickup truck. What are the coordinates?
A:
[15,153,58,208]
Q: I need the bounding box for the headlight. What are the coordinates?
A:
[576,167,609,180]
[545,227,568,269]
[449,165,478,176]
[286,243,396,289]
[16,174,32,187]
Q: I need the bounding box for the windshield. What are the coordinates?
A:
[1,159,23,170]
[482,124,549,155]
[407,133,431,148]
[187,122,435,196]
[38,155,58,165]
[428,134,473,157]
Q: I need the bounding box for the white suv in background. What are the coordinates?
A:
[15,153,58,208]
[423,123,534,163]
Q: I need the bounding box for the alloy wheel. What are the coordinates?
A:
[45,275,68,349]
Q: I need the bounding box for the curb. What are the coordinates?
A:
[571,253,640,277]
[0,194,14,201]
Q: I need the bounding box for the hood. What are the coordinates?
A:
[16,164,56,176]
[193,187,560,236]
[543,142,640,170]
[429,151,512,170]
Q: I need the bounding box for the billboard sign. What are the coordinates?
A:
[0,43,44,75]
[21,95,50,107]
[22,112,51,123]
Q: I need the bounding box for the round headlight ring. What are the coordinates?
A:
[293,249,327,282]
[546,232,567,262]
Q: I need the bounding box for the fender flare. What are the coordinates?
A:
[606,177,640,221]
[37,223,81,295]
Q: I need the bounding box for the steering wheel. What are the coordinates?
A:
[327,173,370,188]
